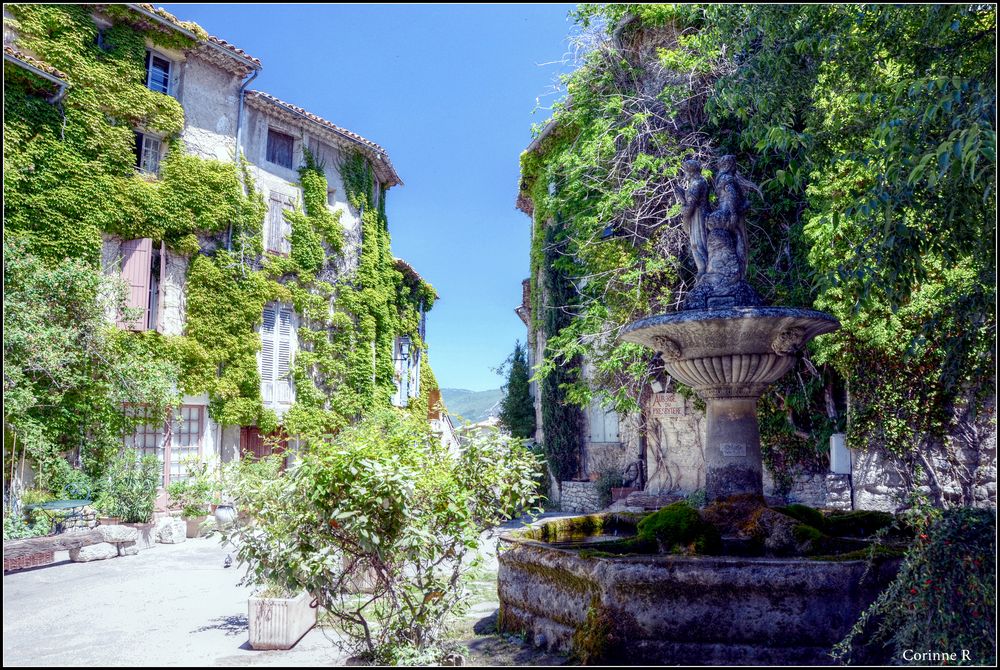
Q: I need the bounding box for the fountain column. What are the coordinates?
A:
[703,395,763,499]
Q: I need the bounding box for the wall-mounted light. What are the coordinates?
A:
[398,335,411,362]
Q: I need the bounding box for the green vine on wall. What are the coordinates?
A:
[3,4,439,488]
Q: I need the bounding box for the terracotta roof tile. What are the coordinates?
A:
[132,4,262,69]
[3,45,68,80]
[246,90,401,187]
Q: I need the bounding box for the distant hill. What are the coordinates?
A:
[440,387,504,424]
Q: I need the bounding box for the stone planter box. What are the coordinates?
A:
[248,591,316,650]
[498,514,901,665]
[121,522,156,551]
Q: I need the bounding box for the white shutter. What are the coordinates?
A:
[605,407,620,442]
[276,306,294,403]
[261,304,276,403]
[589,401,605,443]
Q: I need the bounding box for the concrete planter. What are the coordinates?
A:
[121,522,156,551]
[498,515,900,665]
[248,591,316,650]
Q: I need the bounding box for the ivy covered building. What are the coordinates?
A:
[4,4,440,506]
[516,6,996,514]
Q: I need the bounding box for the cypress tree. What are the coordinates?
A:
[498,340,537,440]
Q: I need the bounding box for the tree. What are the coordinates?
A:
[497,341,536,439]
[3,235,177,491]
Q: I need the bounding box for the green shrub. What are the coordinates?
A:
[833,506,996,665]
[224,409,543,664]
[594,466,624,509]
[102,449,160,523]
[636,501,721,554]
[166,456,217,519]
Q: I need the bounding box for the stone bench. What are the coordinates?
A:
[2,525,138,569]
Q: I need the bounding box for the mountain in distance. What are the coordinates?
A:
[440,387,504,424]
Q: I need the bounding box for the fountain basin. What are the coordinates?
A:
[622,307,840,398]
[622,307,839,500]
[497,513,899,665]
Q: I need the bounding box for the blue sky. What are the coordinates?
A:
[162,3,578,391]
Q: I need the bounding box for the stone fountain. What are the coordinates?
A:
[622,155,839,501]
[496,158,898,666]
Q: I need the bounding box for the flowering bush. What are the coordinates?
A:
[833,505,996,665]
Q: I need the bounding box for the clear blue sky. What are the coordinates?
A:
[162,3,578,392]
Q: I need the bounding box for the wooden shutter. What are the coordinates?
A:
[118,238,152,330]
[266,192,283,253]
[280,195,294,255]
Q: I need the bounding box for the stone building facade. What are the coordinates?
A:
[5,4,431,506]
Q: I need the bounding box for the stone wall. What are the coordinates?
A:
[57,506,98,532]
[558,481,601,513]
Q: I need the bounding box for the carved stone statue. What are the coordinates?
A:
[674,159,710,276]
[713,155,758,279]
[622,459,645,489]
[682,156,764,310]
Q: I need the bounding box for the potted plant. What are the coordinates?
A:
[104,449,160,550]
[167,456,216,538]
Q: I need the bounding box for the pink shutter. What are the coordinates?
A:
[118,238,152,330]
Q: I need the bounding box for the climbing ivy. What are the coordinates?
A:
[3,4,438,488]
[523,4,995,493]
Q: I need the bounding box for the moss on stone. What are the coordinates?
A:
[776,503,827,529]
[636,501,721,555]
[823,510,896,538]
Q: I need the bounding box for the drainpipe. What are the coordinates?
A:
[2,52,69,104]
[227,66,260,252]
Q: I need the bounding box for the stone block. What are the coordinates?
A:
[118,541,139,556]
[70,542,119,562]
[156,519,187,544]
[97,525,139,543]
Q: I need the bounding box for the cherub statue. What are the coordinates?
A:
[673,159,710,277]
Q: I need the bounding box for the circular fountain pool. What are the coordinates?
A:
[497,512,901,665]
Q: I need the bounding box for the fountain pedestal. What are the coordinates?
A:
[623,306,839,501]
[704,396,764,498]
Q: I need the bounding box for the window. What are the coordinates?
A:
[392,336,414,407]
[124,405,167,487]
[266,191,293,254]
[588,399,621,444]
[266,128,294,169]
[144,50,171,94]
[327,188,337,207]
[170,406,203,483]
[123,405,204,491]
[134,132,162,176]
[261,303,296,407]
[116,238,164,332]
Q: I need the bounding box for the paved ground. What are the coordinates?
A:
[3,512,576,667]
[3,538,345,667]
